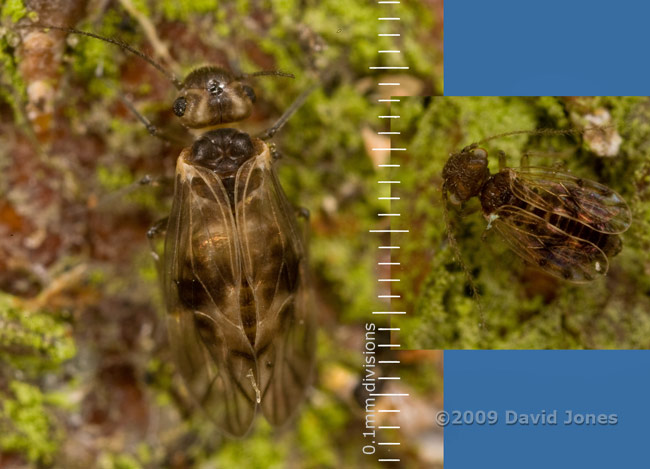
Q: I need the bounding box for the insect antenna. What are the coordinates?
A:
[475,125,615,147]
[17,24,182,89]
[442,187,486,330]
[244,70,295,79]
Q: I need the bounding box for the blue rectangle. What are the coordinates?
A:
[445,351,650,468]
[445,0,650,95]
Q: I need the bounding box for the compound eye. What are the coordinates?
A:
[173,97,187,117]
[472,148,488,159]
[243,85,256,103]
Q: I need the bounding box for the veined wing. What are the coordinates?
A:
[163,148,258,437]
[491,204,610,282]
[235,142,316,427]
[508,167,631,234]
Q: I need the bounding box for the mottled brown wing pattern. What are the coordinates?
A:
[163,148,258,437]
[509,167,631,234]
[491,204,610,282]
[235,144,315,427]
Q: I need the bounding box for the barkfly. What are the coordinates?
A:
[442,128,632,284]
[24,24,316,437]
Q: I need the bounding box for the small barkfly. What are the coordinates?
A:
[24,24,316,437]
[442,128,632,283]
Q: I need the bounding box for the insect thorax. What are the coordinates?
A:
[479,170,517,216]
[187,128,261,205]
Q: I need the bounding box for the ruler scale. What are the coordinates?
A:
[362,2,407,464]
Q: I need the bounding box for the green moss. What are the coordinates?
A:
[0,293,76,370]
[394,96,650,349]
[129,0,151,17]
[160,0,220,21]
[0,294,76,465]
[0,28,27,126]
[96,163,136,190]
[1,0,27,23]
[97,453,145,469]
[0,381,63,464]
[211,421,287,467]
[296,404,347,468]
[312,236,382,322]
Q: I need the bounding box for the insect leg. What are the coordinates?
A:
[258,84,318,140]
[291,206,311,248]
[95,174,170,209]
[118,92,188,146]
[267,142,307,165]
[550,159,569,172]
[442,189,487,330]
[296,207,310,221]
[520,151,530,169]
[267,142,283,161]
[497,150,508,170]
[147,217,168,265]
[146,217,168,299]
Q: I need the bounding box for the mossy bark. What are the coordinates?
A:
[393,96,650,350]
[0,1,442,467]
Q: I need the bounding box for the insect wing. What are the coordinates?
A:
[235,145,316,427]
[163,149,258,437]
[509,167,631,234]
[491,205,610,282]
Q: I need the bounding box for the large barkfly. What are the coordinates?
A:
[26,25,316,437]
[163,72,316,438]
[442,128,632,283]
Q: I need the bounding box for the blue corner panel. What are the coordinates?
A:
[445,351,650,468]
[445,0,650,96]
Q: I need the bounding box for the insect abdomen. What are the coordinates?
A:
[239,277,257,346]
[482,171,622,257]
